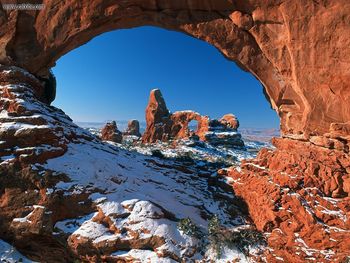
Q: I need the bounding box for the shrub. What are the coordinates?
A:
[177,215,266,259]
[225,228,266,256]
[175,151,195,163]
[151,149,165,159]
[208,215,224,257]
[208,214,266,258]
[208,214,221,235]
[178,218,201,238]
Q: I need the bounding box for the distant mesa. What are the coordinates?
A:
[142,89,244,148]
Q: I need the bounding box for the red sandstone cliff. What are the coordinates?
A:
[1,0,349,140]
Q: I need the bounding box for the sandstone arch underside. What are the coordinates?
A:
[0,0,349,139]
[1,0,350,262]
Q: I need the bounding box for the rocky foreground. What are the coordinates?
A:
[1,66,350,263]
[0,66,266,262]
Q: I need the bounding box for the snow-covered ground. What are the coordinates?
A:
[0,240,35,263]
[0,67,270,262]
[37,135,267,261]
[0,77,269,261]
[85,126,274,167]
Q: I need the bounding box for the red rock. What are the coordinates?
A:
[227,137,350,262]
[0,66,98,261]
[101,121,123,143]
[124,119,141,137]
[219,114,239,130]
[142,89,171,143]
[1,1,349,140]
[229,11,253,30]
[0,1,349,261]
[142,89,244,147]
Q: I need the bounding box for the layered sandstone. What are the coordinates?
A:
[0,65,90,165]
[142,89,244,147]
[0,66,97,262]
[0,0,349,140]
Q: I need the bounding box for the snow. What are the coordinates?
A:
[74,221,114,241]
[54,213,96,234]
[33,205,45,209]
[45,138,258,260]
[98,201,128,217]
[0,78,271,261]
[12,209,36,224]
[111,249,176,262]
[0,155,15,163]
[295,236,337,259]
[175,110,201,115]
[205,247,249,263]
[0,239,36,263]
[121,138,254,165]
[243,162,267,170]
[44,140,242,228]
[319,205,347,222]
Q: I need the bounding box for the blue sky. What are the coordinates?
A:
[52,26,279,128]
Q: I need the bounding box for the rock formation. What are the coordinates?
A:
[0,67,253,261]
[220,114,239,130]
[142,89,245,147]
[0,0,349,262]
[100,121,122,143]
[1,0,349,140]
[124,119,141,137]
[0,66,97,262]
[219,137,350,262]
[204,119,244,148]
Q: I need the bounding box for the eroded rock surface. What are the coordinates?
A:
[220,137,350,262]
[0,66,260,262]
[0,0,349,139]
[0,66,96,262]
[124,119,141,137]
[101,121,122,143]
[142,89,245,148]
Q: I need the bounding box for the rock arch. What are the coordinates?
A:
[1,0,349,140]
[1,1,350,262]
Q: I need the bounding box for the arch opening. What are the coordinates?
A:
[52,26,279,142]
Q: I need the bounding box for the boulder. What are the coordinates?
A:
[124,119,141,137]
[219,114,239,130]
[101,121,122,143]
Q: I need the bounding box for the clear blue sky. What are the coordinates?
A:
[52,26,279,128]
